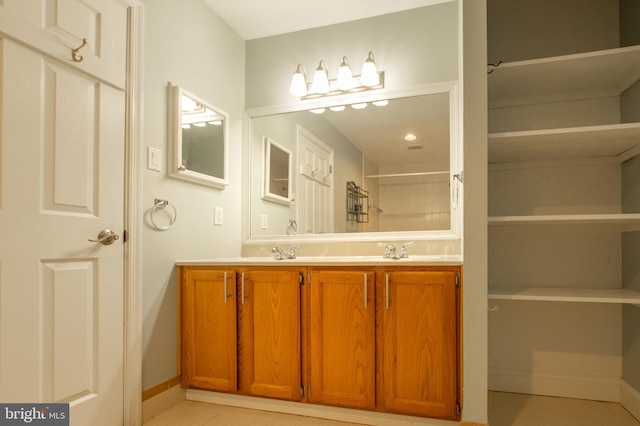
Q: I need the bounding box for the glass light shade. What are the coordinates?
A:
[310,60,330,94]
[360,51,380,87]
[289,64,308,97]
[336,56,355,91]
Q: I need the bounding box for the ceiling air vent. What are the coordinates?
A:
[407,144,423,150]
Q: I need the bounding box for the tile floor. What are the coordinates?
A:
[488,392,640,426]
[143,392,640,425]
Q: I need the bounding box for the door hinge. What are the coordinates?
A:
[300,385,305,397]
[122,230,127,243]
[299,272,304,285]
[456,400,462,416]
[455,272,460,287]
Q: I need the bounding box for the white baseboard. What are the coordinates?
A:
[621,380,640,422]
[488,368,621,402]
[186,389,460,426]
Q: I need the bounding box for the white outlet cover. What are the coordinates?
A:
[214,207,223,225]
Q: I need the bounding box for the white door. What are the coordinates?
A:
[297,126,333,234]
[0,2,127,425]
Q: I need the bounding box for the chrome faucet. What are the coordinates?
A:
[378,243,397,259]
[270,245,299,260]
[398,242,414,258]
[270,246,287,260]
[378,242,414,259]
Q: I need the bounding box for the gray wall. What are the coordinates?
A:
[141,0,245,389]
[488,0,619,64]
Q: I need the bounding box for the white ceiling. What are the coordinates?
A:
[202,0,450,40]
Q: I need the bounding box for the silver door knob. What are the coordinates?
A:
[88,229,120,245]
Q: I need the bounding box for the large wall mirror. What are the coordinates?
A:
[168,83,229,189]
[244,82,462,243]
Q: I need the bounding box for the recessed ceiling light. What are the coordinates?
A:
[404,133,417,141]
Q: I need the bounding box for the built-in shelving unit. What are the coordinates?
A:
[487,5,640,406]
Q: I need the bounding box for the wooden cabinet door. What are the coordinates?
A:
[376,268,459,419]
[180,268,237,392]
[238,268,302,400]
[309,268,375,409]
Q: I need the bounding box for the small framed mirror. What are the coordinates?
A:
[262,136,292,204]
[168,83,229,189]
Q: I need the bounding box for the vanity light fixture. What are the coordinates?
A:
[309,108,326,114]
[289,51,384,100]
[329,105,346,112]
[351,103,368,109]
[372,99,389,107]
[192,122,206,127]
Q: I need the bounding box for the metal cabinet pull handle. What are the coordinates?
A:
[364,274,368,308]
[385,274,390,310]
[88,229,119,245]
[241,273,245,305]
[223,272,228,302]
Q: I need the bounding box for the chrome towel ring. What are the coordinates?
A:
[150,198,177,231]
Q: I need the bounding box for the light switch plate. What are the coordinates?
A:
[214,207,223,225]
[147,147,161,172]
[261,214,268,230]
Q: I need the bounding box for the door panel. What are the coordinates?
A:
[181,269,237,392]
[0,0,127,87]
[0,32,125,425]
[377,269,458,419]
[297,126,333,234]
[309,269,375,410]
[238,269,302,401]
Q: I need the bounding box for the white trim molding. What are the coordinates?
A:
[123,1,144,425]
[621,380,640,422]
[488,368,622,403]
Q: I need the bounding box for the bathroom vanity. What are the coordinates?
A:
[177,259,462,421]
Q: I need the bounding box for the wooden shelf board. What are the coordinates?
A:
[488,46,640,107]
[488,213,640,227]
[489,286,640,304]
[488,123,640,163]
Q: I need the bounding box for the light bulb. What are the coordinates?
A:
[310,60,330,94]
[360,51,380,87]
[289,64,308,97]
[336,56,355,91]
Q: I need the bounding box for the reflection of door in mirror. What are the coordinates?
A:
[297,126,334,234]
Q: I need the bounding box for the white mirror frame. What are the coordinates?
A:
[242,81,462,245]
[262,135,293,205]
[168,83,229,189]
